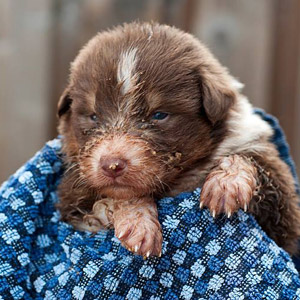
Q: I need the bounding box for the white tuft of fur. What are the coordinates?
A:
[215,96,273,158]
[117,48,138,95]
[231,78,244,91]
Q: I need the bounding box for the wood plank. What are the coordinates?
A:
[270,0,300,173]
[0,0,52,181]
[192,0,274,109]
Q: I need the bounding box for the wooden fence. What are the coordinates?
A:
[0,0,299,181]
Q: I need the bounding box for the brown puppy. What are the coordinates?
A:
[57,22,300,257]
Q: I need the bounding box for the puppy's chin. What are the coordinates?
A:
[87,172,160,199]
[99,185,148,199]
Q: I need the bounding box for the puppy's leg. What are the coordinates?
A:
[113,197,162,257]
[200,155,257,217]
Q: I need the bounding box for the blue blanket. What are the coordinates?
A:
[0,110,300,299]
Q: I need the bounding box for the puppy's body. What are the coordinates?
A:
[57,22,300,256]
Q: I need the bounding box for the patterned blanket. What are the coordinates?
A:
[0,110,299,300]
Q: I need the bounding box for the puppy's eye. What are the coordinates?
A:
[151,112,169,121]
[90,114,98,121]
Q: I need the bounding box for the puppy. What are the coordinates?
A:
[57,22,300,257]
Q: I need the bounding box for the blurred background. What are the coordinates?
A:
[0,0,300,181]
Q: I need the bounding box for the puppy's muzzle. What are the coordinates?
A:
[99,156,127,178]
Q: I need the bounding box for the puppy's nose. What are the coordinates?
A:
[100,157,127,178]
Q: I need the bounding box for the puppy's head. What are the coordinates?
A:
[58,22,238,199]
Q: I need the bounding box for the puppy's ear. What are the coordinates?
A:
[57,89,72,118]
[200,75,236,125]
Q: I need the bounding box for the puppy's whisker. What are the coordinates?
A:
[64,163,80,175]
[146,169,167,192]
[71,176,88,190]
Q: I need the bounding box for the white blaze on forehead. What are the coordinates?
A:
[117,48,138,95]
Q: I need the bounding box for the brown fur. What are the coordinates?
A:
[56,22,300,256]
[249,144,300,254]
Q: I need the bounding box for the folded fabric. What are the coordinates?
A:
[0,110,299,300]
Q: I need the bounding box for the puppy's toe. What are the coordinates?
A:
[81,215,103,232]
[139,228,162,257]
[92,198,114,228]
[80,198,114,232]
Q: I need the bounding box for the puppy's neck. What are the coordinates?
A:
[167,161,213,197]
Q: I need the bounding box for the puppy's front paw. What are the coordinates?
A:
[200,155,257,217]
[114,210,162,258]
[82,198,114,232]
